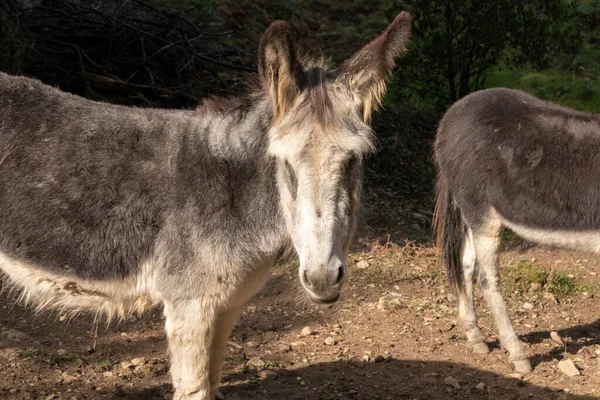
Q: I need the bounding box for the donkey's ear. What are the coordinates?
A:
[338,11,412,122]
[259,20,303,123]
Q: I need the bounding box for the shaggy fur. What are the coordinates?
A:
[434,87,600,374]
[0,13,412,400]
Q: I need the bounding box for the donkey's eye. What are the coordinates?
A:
[284,160,298,196]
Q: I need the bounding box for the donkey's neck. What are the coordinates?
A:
[176,96,287,263]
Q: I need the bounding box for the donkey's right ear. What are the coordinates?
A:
[259,21,303,122]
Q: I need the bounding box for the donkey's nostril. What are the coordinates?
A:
[335,265,345,285]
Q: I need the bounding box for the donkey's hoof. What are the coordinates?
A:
[512,359,533,374]
[471,342,490,354]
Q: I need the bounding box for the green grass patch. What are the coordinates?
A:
[485,67,600,113]
[512,261,549,294]
[508,261,596,298]
[51,350,77,364]
[18,348,45,358]
[93,358,113,371]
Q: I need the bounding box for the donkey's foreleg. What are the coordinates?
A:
[164,299,216,400]
[208,306,243,398]
[473,233,532,373]
[458,228,489,355]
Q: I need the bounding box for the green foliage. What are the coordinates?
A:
[385,0,576,111]
[486,67,600,112]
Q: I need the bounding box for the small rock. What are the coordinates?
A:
[374,355,385,363]
[2,329,29,342]
[475,382,485,390]
[324,337,335,346]
[550,331,565,346]
[356,260,370,269]
[290,341,306,347]
[45,394,58,400]
[0,348,19,361]
[246,356,265,368]
[56,349,69,356]
[447,293,457,303]
[60,372,78,384]
[348,357,363,368]
[529,282,543,292]
[300,326,313,337]
[362,355,370,362]
[121,361,134,370]
[522,302,534,310]
[102,371,114,378]
[277,343,291,352]
[444,376,460,389]
[411,223,421,231]
[131,357,146,366]
[245,341,259,348]
[257,370,278,380]
[543,292,559,304]
[557,359,580,377]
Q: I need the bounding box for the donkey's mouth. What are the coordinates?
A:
[308,293,340,304]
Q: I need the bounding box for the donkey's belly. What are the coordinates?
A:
[0,250,157,317]
[500,217,600,253]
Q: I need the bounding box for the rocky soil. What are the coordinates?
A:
[2,236,600,399]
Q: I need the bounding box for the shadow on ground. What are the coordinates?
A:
[115,358,592,400]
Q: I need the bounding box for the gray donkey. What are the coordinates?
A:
[0,12,412,400]
[434,87,600,374]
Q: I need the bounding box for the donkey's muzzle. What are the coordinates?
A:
[300,261,346,303]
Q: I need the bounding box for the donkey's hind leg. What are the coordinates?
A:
[458,227,490,355]
[472,229,532,373]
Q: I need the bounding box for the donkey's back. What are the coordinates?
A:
[435,88,600,374]
[436,87,600,232]
[0,72,200,315]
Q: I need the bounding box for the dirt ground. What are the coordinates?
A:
[2,197,600,400]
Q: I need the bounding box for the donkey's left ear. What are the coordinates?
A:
[258,20,303,123]
[337,11,412,122]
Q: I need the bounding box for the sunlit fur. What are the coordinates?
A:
[0,12,411,400]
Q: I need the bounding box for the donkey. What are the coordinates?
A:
[0,12,412,400]
[433,87,600,373]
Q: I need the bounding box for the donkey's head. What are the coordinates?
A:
[260,12,412,303]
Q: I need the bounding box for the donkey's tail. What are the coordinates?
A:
[433,173,465,295]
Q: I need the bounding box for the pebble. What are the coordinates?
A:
[246,356,265,368]
[60,372,78,384]
[257,370,278,380]
[0,348,19,361]
[56,349,69,356]
[522,302,534,310]
[324,337,335,346]
[444,376,460,389]
[550,331,565,346]
[356,260,370,269]
[121,361,134,370]
[131,357,146,366]
[543,292,559,304]
[300,326,313,337]
[476,382,485,390]
[348,357,363,368]
[557,359,580,377]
